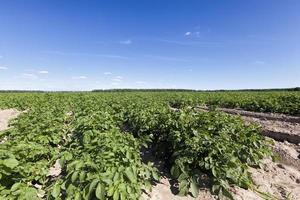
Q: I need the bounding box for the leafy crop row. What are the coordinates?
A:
[0,92,275,199]
[168,91,300,116]
[124,103,272,199]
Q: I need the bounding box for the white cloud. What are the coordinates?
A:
[111,76,123,82]
[156,39,221,47]
[185,32,191,36]
[38,70,49,74]
[104,72,112,75]
[185,28,211,38]
[115,76,123,79]
[0,66,8,70]
[254,60,265,65]
[120,40,132,45]
[46,51,129,59]
[112,78,122,82]
[72,76,87,79]
[21,73,38,79]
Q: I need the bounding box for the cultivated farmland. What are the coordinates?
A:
[0,91,299,200]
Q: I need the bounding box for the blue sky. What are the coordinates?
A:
[0,0,299,90]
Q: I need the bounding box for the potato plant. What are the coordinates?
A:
[0,92,281,199]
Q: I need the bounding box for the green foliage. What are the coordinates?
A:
[125,103,272,198]
[0,92,279,199]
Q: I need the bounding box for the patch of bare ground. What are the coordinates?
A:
[0,109,21,144]
[142,181,214,200]
[272,140,300,170]
[209,107,300,124]
[242,116,300,135]
[232,158,300,200]
[241,115,300,144]
[48,159,62,177]
[0,108,20,131]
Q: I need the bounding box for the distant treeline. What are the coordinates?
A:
[0,90,45,93]
[92,89,197,92]
[92,87,300,92]
[0,90,88,93]
[0,87,299,93]
[205,87,300,92]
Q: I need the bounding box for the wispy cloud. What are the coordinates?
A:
[0,66,8,70]
[185,28,211,38]
[120,39,132,45]
[112,78,122,82]
[46,51,129,59]
[21,73,38,79]
[104,72,112,75]
[144,55,188,62]
[72,76,87,80]
[111,75,123,82]
[38,70,49,74]
[185,32,191,36]
[157,39,221,47]
[253,60,265,65]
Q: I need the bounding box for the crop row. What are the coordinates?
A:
[0,92,274,199]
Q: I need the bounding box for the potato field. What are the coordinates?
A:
[0,91,299,200]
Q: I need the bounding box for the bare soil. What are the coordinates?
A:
[232,158,300,200]
[142,178,215,200]
[242,115,300,144]
[142,157,300,200]
[208,107,300,124]
[0,108,20,131]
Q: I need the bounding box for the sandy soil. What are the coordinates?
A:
[232,158,300,200]
[241,115,300,144]
[209,107,300,124]
[243,116,300,136]
[142,157,300,200]
[142,177,215,200]
[0,109,20,131]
